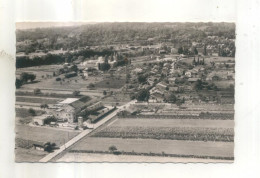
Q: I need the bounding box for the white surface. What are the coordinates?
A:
[59,98,79,104]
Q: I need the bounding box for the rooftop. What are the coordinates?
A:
[59,98,79,104]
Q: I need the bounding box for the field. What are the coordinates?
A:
[92,126,233,142]
[16,108,46,124]
[15,124,79,147]
[111,118,234,128]
[15,147,48,162]
[95,77,126,89]
[62,115,234,161]
[91,118,234,142]
[69,137,234,159]
[16,96,62,104]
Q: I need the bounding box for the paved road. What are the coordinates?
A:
[39,100,136,162]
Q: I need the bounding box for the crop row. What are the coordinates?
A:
[119,114,234,120]
[92,126,234,142]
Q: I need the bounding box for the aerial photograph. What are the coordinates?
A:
[15,22,235,162]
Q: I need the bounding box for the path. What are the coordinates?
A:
[39,100,136,162]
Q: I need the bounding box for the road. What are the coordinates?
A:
[39,100,136,162]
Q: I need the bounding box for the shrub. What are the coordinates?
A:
[108,145,117,152]
[28,108,36,116]
[56,77,61,81]
[33,88,41,95]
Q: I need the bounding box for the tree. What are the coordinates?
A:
[73,90,80,96]
[192,57,196,66]
[88,83,95,88]
[136,89,150,101]
[99,63,111,71]
[28,74,36,82]
[40,104,49,110]
[176,99,183,107]
[178,47,183,54]
[28,108,36,116]
[194,47,198,55]
[137,74,147,84]
[203,45,207,56]
[20,72,36,83]
[194,80,203,91]
[33,88,41,95]
[103,90,107,95]
[167,93,177,103]
[16,78,23,89]
[109,145,117,152]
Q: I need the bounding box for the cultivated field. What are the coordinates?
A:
[16,96,62,104]
[92,126,233,142]
[94,77,126,89]
[111,118,234,128]
[69,137,234,159]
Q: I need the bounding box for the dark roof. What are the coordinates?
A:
[69,100,86,109]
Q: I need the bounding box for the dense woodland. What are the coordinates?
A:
[16,23,235,68]
[16,22,235,51]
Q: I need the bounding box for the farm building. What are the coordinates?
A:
[49,97,93,123]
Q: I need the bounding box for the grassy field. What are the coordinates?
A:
[15,147,48,162]
[16,96,62,104]
[70,137,234,158]
[15,124,79,147]
[95,78,126,89]
[15,108,45,118]
[112,118,234,128]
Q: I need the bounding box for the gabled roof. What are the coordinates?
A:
[69,100,86,109]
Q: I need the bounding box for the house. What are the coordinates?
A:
[169,87,178,92]
[168,77,177,85]
[171,48,178,54]
[132,68,143,74]
[159,50,167,54]
[188,78,200,83]
[150,92,165,102]
[156,82,167,90]
[185,71,192,78]
[50,97,89,123]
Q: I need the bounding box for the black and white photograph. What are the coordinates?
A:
[1,0,260,177]
[15,22,235,163]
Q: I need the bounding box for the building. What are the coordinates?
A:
[156,82,167,91]
[50,97,90,123]
[86,101,103,111]
[168,77,177,85]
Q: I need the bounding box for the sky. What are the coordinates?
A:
[15,0,237,27]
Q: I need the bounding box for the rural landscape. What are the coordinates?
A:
[15,22,235,162]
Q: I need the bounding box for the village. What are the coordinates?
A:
[15,22,235,162]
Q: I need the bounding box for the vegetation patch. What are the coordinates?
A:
[92,126,234,142]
